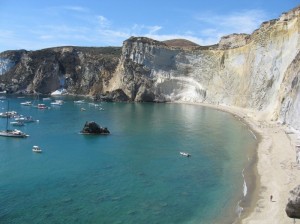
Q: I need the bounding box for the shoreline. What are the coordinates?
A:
[182,102,300,224]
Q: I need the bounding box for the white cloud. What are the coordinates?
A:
[63,6,89,12]
[97,15,110,28]
[131,24,162,35]
[148,26,162,34]
[196,9,267,42]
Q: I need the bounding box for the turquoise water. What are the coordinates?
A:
[0,97,257,224]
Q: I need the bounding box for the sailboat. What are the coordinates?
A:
[0,100,28,138]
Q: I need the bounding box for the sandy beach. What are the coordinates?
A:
[192,103,300,224]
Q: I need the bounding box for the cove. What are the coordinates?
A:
[0,97,257,224]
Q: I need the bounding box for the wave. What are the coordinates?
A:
[248,128,257,140]
[235,168,248,220]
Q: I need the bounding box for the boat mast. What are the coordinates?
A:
[6,100,9,131]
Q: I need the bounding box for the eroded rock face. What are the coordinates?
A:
[286,185,300,219]
[0,47,121,95]
[81,121,110,135]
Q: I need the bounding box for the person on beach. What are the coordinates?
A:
[270,195,273,201]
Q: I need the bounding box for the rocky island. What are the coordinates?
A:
[80,121,110,135]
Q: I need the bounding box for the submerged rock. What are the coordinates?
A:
[286,185,300,219]
[80,121,110,135]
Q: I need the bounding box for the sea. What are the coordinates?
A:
[0,96,257,224]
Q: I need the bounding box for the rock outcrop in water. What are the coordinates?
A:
[81,121,110,135]
[286,185,300,219]
[1,6,300,130]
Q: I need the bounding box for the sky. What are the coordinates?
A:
[0,0,299,52]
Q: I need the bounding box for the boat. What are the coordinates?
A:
[0,100,28,138]
[0,111,17,118]
[32,145,42,153]
[37,104,47,109]
[51,100,64,106]
[0,129,28,138]
[180,152,191,157]
[74,100,85,104]
[15,116,36,123]
[20,101,32,106]
[10,121,25,126]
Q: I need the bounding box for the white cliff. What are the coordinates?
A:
[106,7,300,130]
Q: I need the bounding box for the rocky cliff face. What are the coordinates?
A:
[0,46,121,95]
[1,6,300,130]
[105,7,300,130]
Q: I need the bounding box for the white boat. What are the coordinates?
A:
[74,100,85,104]
[0,100,28,138]
[180,152,191,157]
[32,145,42,153]
[0,111,18,118]
[0,129,28,138]
[37,104,47,109]
[42,97,51,101]
[51,100,64,106]
[15,116,35,123]
[20,101,32,106]
[10,121,25,126]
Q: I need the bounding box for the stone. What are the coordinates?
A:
[286,185,300,219]
[96,89,129,102]
[80,121,110,135]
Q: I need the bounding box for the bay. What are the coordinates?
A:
[0,97,257,224]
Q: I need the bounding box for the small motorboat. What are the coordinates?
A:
[10,121,25,126]
[74,100,85,104]
[51,100,64,106]
[32,145,42,153]
[15,116,36,123]
[180,152,191,157]
[20,101,32,106]
[37,104,48,109]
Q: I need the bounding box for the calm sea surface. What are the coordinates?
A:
[0,96,257,224]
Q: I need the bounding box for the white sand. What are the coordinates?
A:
[181,102,300,224]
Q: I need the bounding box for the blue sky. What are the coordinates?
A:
[0,0,299,52]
